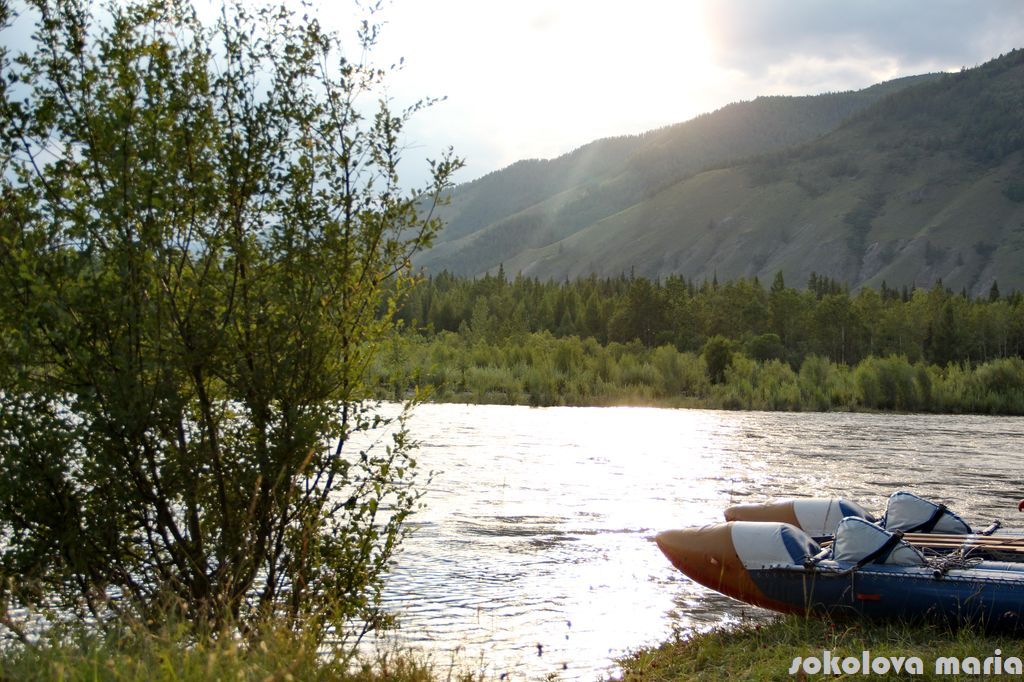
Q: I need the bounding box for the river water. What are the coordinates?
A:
[363,403,1024,680]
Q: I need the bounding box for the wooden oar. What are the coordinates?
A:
[820,536,1024,554]
[902,533,1024,547]
[821,532,1024,547]
[905,541,1024,552]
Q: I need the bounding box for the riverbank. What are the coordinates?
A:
[0,626,482,682]
[8,615,1020,681]
[616,616,1023,681]
[371,331,1024,415]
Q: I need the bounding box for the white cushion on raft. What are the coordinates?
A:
[731,521,820,569]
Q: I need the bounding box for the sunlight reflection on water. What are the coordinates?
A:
[357,403,1024,680]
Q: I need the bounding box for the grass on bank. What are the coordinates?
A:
[617,615,1024,681]
[7,615,1020,682]
[0,623,482,682]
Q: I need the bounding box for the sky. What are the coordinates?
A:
[4,0,1021,188]
[314,0,1024,188]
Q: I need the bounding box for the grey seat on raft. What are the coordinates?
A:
[729,522,822,569]
[788,498,876,536]
[882,490,973,534]
[832,517,926,566]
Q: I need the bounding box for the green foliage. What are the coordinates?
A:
[0,0,459,648]
[651,344,708,397]
[399,272,1024,370]
[385,269,1024,415]
[798,355,836,411]
[854,356,927,411]
[702,335,735,385]
[756,360,802,411]
[370,328,1024,416]
[744,333,786,362]
[608,278,670,346]
[970,357,1024,413]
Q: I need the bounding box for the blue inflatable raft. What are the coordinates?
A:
[656,517,1024,628]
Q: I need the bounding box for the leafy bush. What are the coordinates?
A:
[703,335,736,384]
[854,356,922,410]
[373,331,1024,416]
[0,0,459,647]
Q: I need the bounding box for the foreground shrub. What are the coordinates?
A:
[0,0,459,649]
[854,355,923,410]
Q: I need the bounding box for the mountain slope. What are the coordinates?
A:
[420,50,1024,295]
[504,50,1024,295]
[420,75,939,276]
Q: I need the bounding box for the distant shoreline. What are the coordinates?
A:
[371,332,1024,416]
[405,392,985,415]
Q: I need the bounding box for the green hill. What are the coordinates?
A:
[419,51,1024,295]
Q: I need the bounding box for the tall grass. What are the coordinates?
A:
[0,619,481,682]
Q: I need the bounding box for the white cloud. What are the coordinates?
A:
[704,0,1023,77]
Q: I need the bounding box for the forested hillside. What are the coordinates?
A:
[374,272,1024,413]
[374,271,1024,414]
[399,271,1023,367]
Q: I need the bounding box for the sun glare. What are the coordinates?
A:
[558,2,719,134]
